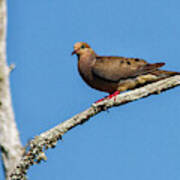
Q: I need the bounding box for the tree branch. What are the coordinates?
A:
[10,75,180,180]
[0,0,23,179]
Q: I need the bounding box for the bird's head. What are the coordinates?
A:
[72,42,95,56]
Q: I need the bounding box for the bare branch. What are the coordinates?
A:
[0,0,23,179]
[10,75,180,180]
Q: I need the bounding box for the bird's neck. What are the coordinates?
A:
[78,51,96,66]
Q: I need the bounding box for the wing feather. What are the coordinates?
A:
[92,56,165,82]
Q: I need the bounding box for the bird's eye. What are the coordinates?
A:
[81,45,85,49]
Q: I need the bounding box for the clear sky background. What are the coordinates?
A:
[0,0,180,179]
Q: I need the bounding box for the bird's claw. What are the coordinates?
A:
[95,91,120,104]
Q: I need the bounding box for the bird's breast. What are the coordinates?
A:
[78,59,94,84]
[78,59,118,93]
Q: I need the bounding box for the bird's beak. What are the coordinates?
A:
[71,50,76,55]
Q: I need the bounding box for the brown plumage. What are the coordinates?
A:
[72,42,179,101]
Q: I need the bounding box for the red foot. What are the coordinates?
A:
[107,91,120,99]
[95,97,106,103]
[95,91,120,103]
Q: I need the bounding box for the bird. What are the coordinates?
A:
[72,42,180,103]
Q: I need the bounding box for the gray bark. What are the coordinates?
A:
[0,0,23,179]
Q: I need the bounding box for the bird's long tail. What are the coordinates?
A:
[151,70,180,79]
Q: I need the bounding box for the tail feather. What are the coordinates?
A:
[151,70,180,79]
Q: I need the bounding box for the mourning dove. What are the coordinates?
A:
[72,42,179,102]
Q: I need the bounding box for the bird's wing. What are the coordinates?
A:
[92,56,165,82]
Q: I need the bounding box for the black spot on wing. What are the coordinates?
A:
[119,60,124,64]
[135,58,140,62]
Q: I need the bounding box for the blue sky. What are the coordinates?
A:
[0,0,180,179]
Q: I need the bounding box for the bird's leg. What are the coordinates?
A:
[95,97,107,103]
[95,91,120,103]
[107,91,120,99]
